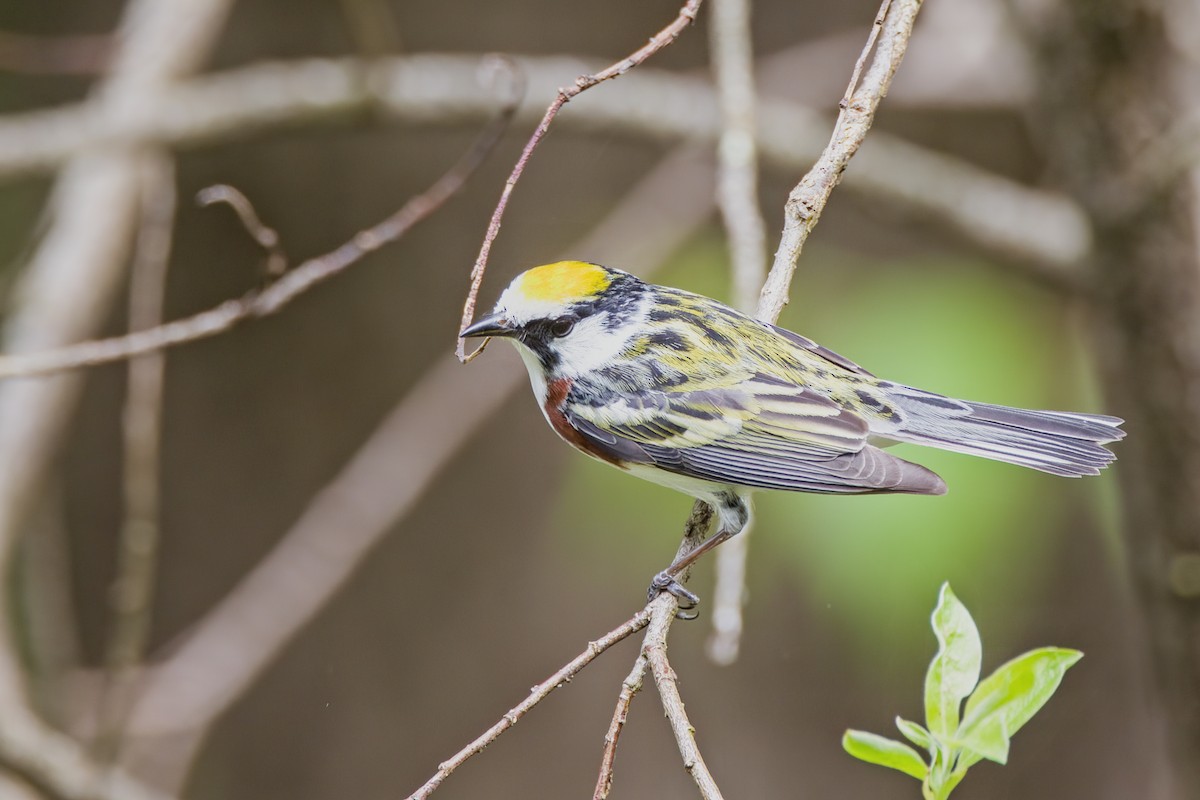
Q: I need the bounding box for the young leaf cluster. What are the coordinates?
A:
[842,583,1082,799]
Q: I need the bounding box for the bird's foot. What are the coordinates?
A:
[648,571,700,620]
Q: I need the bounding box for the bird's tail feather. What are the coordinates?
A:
[885,390,1125,478]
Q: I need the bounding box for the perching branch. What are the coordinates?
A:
[644,596,725,800]
[456,0,703,361]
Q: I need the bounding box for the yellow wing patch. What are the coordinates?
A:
[516,261,611,303]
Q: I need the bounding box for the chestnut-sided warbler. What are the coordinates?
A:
[461,261,1124,607]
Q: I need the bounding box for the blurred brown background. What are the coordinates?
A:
[0,0,1196,798]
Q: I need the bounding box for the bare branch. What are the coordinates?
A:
[456,0,703,361]
[706,517,751,665]
[837,0,893,121]
[336,0,403,61]
[0,709,175,800]
[0,90,518,382]
[0,2,232,798]
[93,154,177,761]
[707,0,768,667]
[592,654,647,800]
[710,0,768,312]
[406,609,652,800]
[758,0,926,322]
[645,596,725,800]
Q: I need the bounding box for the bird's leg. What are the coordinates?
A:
[648,493,750,618]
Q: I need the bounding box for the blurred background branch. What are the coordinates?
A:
[706,0,767,668]
[93,153,176,763]
[0,0,230,795]
[0,54,1089,281]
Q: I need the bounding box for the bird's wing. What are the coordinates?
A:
[766,323,875,377]
[563,373,944,495]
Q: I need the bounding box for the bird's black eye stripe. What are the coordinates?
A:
[550,315,577,337]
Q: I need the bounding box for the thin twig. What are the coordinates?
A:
[455,0,703,361]
[758,0,926,323]
[645,596,725,800]
[592,654,648,800]
[707,0,767,667]
[835,0,893,120]
[92,154,177,763]
[0,86,519,382]
[196,184,287,277]
[406,609,653,800]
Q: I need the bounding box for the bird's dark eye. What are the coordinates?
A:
[550,316,576,338]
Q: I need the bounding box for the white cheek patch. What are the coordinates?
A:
[553,313,639,378]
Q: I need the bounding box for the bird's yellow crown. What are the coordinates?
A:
[513,261,612,304]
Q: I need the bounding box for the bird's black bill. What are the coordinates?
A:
[460,312,517,339]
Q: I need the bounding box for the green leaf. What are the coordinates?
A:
[843,730,928,780]
[924,584,982,738]
[956,747,985,771]
[957,717,1011,764]
[955,647,1083,765]
[896,717,933,751]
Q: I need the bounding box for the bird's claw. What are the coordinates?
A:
[648,571,700,619]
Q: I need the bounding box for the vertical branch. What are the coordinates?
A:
[93,154,177,760]
[711,0,768,312]
[707,0,767,667]
[337,0,403,61]
[757,0,924,323]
